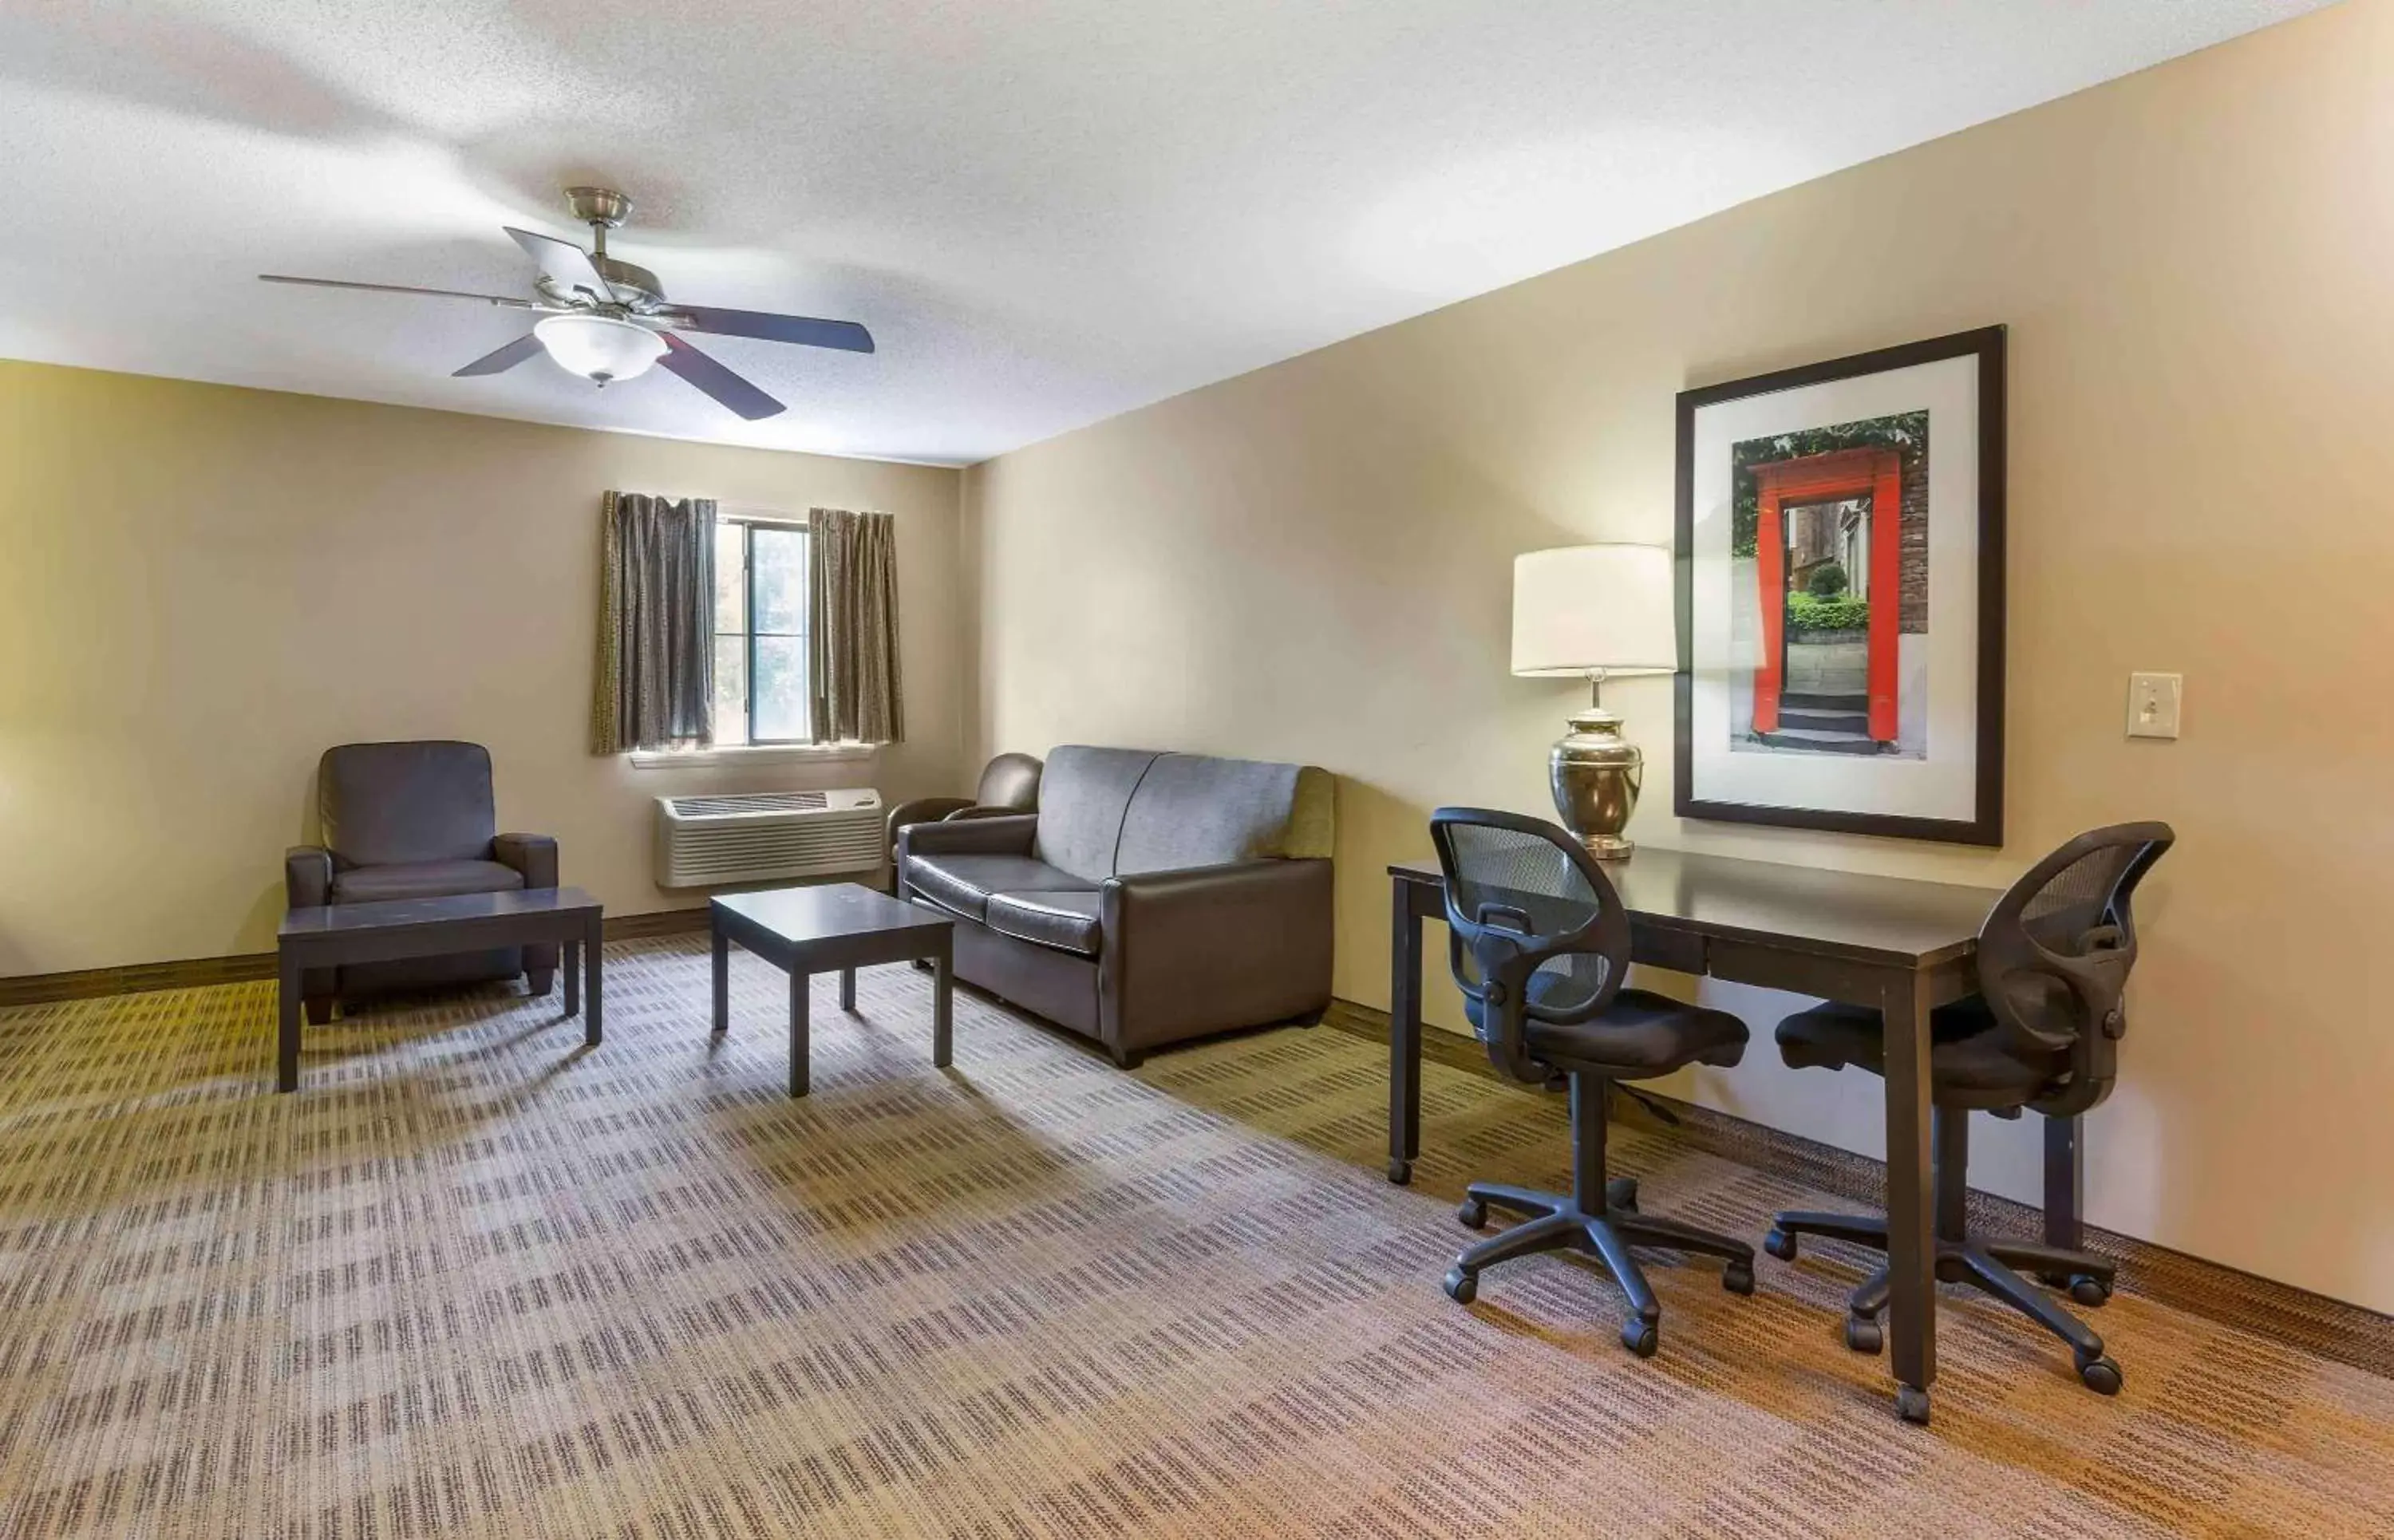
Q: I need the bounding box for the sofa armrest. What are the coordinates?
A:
[887,796,974,851]
[493,832,559,890]
[900,814,1038,859]
[286,845,334,909]
[1100,857,1334,1053]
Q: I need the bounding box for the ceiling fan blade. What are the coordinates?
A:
[504,226,614,303]
[666,305,874,353]
[452,334,547,377]
[658,333,786,421]
[259,274,537,308]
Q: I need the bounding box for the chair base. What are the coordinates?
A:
[1766,1210,2122,1394]
[1442,1075,1756,1357]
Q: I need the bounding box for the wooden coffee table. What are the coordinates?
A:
[709,883,955,1096]
[275,886,604,1092]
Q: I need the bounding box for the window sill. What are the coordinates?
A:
[627,742,879,770]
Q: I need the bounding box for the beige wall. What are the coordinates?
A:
[0,361,965,974]
[963,1,2394,1309]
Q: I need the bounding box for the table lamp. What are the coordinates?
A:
[1511,543,1677,859]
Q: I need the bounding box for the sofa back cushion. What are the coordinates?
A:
[319,740,498,869]
[1116,752,1310,875]
[1033,747,1162,882]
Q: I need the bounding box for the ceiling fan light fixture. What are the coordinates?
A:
[534,312,666,385]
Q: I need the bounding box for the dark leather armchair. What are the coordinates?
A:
[284,741,559,1022]
[885,752,1043,875]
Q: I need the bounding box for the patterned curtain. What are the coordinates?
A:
[807,507,906,744]
[591,492,717,754]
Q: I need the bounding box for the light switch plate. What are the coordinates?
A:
[2127,672,2183,740]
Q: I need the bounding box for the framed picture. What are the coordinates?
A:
[1673,326,2005,845]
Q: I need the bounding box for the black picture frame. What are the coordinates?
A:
[1672,326,2006,846]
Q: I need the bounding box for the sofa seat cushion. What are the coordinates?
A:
[331,859,525,905]
[984,889,1104,958]
[908,853,1089,923]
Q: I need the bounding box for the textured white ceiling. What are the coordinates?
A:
[2,1,2324,466]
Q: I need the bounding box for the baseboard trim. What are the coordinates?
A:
[0,908,716,1007]
[1321,997,2394,1379]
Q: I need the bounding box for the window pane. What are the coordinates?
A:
[713,521,746,635]
[713,635,749,745]
[753,527,808,636]
[753,635,808,741]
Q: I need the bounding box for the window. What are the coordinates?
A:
[712,518,810,744]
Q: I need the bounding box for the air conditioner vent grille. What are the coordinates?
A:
[667,791,829,817]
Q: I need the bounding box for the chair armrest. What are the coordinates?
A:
[1100,858,1334,1050]
[493,832,559,890]
[899,814,1038,859]
[286,845,333,909]
[887,796,974,849]
[946,804,1026,821]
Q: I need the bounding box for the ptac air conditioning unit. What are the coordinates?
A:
[654,788,884,888]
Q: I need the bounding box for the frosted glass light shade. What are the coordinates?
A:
[535,313,668,385]
[1511,543,1677,677]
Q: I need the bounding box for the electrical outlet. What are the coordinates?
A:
[2127,672,2183,740]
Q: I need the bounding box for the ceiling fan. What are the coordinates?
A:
[259,187,872,421]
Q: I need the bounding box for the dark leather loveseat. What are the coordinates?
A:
[284,740,559,1021]
[897,746,1334,1067]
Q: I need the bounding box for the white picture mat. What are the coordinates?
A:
[1686,353,1981,821]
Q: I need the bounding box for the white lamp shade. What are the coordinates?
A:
[535,313,668,384]
[1511,543,1677,677]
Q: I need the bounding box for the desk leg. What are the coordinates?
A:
[563,938,580,1017]
[839,966,857,1013]
[276,946,302,1093]
[1388,876,1424,1185]
[1882,969,1938,1424]
[583,914,603,1047]
[710,915,729,1036]
[932,937,953,1070]
[788,969,812,1098]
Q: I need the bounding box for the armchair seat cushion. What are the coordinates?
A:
[330,859,526,906]
[985,889,1104,957]
[907,853,1090,923]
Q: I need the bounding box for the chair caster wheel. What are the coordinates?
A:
[1621,1318,1658,1358]
[1606,1177,1638,1214]
[1387,1159,1412,1186]
[1844,1315,1883,1354]
[1895,1384,1931,1424]
[1763,1228,1797,1262]
[1443,1266,1477,1305]
[1456,1198,1487,1230]
[1722,1262,1755,1297]
[2068,1275,2112,1308]
[2076,1353,2123,1396]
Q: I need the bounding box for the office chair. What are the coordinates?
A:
[1429,808,1756,1356]
[1763,822,2175,1396]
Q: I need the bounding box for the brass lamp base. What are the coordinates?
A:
[1549,689,1643,861]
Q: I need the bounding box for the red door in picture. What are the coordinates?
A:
[1750,447,1902,744]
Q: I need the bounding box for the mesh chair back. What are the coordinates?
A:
[1977,821,2175,1116]
[1428,808,1632,1082]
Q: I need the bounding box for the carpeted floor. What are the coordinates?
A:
[0,936,2388,1538]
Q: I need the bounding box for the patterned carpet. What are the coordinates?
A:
[0,935,2388,1538]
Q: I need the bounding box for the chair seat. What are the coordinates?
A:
[1776,998,2064,1100]
[985,889,1104,957]
[1467,982,1748,1077]
[907,853,1091,924]
[330,859,523,905]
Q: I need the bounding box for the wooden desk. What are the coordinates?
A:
[1388,848,2074,1425]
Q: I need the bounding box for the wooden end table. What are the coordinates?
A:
[709,883,955,1096]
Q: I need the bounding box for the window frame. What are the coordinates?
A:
[713,511,812,748]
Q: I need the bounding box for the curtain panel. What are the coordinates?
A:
[808,507,906,744]
[591,492,717,754]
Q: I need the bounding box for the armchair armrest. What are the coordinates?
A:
[493,832,559,890]
[1100,858,1333,1053]
[887,796,974,850]
[286,845,333,909]
[899,813,1038,860]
